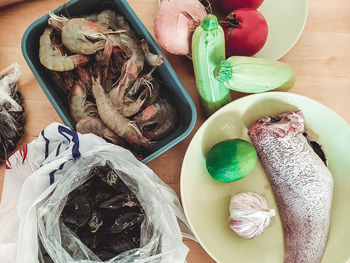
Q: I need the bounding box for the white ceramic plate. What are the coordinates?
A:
[255,0,308,60]
[180,92,350,263]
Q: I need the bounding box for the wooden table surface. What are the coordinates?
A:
[0,0,349,262]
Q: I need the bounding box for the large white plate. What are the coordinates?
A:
[255,0,308,60]
[180,92,350,263]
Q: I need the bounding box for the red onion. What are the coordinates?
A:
[154,0,207,55]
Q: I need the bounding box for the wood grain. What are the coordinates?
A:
[0,0,349,262]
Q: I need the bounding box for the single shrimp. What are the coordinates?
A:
[83,13,99,22]
[106,34,145,108]
[91,76,150,149]
[111,47,126,73]
[102,63,115,93]
[76,116,127,146]
[50,70,74,94]
[140,39,164,67]
[109,70,136,110]
[48,12,69,31]
[134,98,178,140]
[61,18,109,54]
[122,74,160,117]
[50,71,67,92]
[126,68,160,106]
[77,117,143,160]
[142,77,161,107]
[95,50,110,82]
[98,9,118,30]
[75,66,92,94]
[115,14,137,38]
[39,27,89,71]
[121,88,148,117]
[69,83,98,123]
[126,74,143,98]
[49,12,123,54]
[63,71,74,91]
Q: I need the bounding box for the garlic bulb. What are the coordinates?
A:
[228,192,275,239]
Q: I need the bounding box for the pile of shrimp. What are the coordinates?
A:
[39,9,178,158]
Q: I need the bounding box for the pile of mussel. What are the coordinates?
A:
[58,163,145,261]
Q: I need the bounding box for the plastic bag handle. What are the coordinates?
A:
[57,125,80,160]
[160,189,198,242]
[173,206,198,242]
[47,126,81,185]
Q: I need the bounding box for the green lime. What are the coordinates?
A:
[206,139,257,182]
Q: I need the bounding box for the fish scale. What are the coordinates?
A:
[248,111,333,263]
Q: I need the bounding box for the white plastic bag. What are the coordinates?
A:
[0,123,194,263]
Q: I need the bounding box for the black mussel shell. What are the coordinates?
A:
[123,224,141,247]
[109,213,144,234]
[98,193,140,210]
[61,195,92,228]
[88,210,103,233]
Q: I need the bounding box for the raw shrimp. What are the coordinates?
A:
[121,88,148,117]
[95,50,110,81]
[106,34,145,108]
[140,39,164,67]
[48,12,69,31]
[83,13,99,22]
[122,74,160,117]
[98,10,118,30]
[91,76,150,148]
[126,74,143,98]
[39,27,89,71]
[61,17,125,55]
[63,71,74,91]
[50,71,62,86]
[102,63,115,93]
[115,14,137,38]
[76,116,126,146]
[95,50,119,93]
[61,18,109,54]
[142,77,161,107]
[126,68,160,106]
[50,70,74,94]
[76,66,92,93]
[111,47,126,73]
[109,70,136,110]
[69,83,98,123]
[134,98,178,140]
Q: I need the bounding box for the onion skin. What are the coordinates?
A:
[154,0,207,55]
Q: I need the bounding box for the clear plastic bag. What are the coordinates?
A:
[0,62,24,163]
[0,123,193,263]
[37,151,190,263]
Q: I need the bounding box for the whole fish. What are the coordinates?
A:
[248,111,333,263]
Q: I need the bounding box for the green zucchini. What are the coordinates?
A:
[192,14,232,116]
[214,56,296,93]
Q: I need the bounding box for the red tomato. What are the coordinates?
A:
[222,8,268,57]
[219,0,264,11]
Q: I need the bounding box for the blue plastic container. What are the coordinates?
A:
[22,0,196,163]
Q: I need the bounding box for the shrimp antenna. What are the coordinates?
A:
[48,11,69,22]
[48,12,69,31]
[57,1,73,18]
